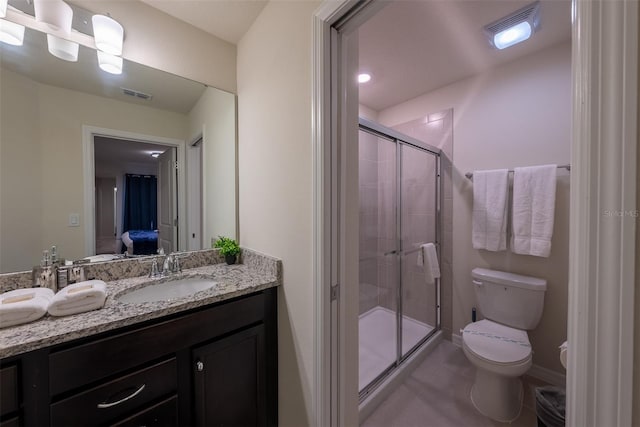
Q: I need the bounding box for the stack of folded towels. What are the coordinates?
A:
[0,280,107,328]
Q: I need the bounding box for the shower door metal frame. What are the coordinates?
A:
[358,118,442,401]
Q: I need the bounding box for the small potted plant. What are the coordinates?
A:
[214,236,240,265]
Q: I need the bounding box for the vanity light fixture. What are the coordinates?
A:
[47,34,79,61]
[33,0,80,62]
[97,51,122,75]
[0,19,25,46]
[358,73,371,84]
[484,1,540,50]
[33,0,72,32]
[0,0,7,19]
[92,14,123,56]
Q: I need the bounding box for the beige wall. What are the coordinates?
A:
[378,41,572,374]
[188,88,237,244]
[0,68,188,271]
[237,1,320,425]
[72,0,237,93]
[0,67,43,273]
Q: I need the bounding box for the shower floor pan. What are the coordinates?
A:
[359,306,435,392]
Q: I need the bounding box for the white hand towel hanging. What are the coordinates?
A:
[48,280,107,317]
[472,169,509,251]
[0,288,54,328]
[511,164,557,257]
[419,243,440,285]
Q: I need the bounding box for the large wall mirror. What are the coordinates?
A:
[0,24,238,274]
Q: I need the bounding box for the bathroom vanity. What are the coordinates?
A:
[0,249,280,427]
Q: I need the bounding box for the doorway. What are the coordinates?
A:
[312,0,638,426]
[83,126,186,257]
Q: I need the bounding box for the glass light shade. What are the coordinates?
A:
[0,0,7,18]
[0,19,25,46]
[493,21,532,50]
[47,34,78,62]
[92,15,123,56]
[97,51,123,75]
[34,0,73,33]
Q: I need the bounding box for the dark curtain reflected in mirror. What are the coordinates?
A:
[123,174,157,232]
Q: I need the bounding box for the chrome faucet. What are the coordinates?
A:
[162,253,182,277]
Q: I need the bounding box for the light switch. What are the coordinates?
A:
[69,213,80,227]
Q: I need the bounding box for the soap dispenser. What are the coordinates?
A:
[32,250,57,291]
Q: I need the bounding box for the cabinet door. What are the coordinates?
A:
[192,325,265,427]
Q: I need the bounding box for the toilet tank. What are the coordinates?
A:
[472,268,547,330]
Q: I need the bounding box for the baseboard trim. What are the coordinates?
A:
[452,333,566,387]
[528,364,566,387]
[452,333,462,347]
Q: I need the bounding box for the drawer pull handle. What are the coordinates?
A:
[97,384,146,409]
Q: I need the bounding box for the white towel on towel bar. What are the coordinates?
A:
[417,243,440,285]
[472,169,509,251]
[511,164,557,257]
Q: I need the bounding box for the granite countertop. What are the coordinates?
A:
[0,251,281,359]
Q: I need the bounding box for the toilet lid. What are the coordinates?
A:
[463,320,531,364]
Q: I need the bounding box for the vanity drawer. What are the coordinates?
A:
[49,293,265,395]
[0,364,19,417]
[50,358,176,427]
[111,395,178,427]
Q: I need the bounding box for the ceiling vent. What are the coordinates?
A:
[484,2,540,50]
[121,88,153,101]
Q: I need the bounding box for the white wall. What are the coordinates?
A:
[378,41,572,374]
[237,1,320,425]
[188,88,237,245]
[72,0,237,93]
[0,68,188,271]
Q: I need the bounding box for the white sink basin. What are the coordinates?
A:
[117,277,218,304]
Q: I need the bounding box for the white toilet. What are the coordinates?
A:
[462,268,546,422]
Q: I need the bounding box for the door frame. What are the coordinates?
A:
[82,126,186,256]
[312,1,638,426]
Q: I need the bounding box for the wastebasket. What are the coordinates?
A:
[535,386,565,427]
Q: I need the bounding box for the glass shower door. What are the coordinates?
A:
[400,143,439,358]
[358,129,399,393]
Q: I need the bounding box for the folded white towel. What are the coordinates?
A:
[472,169,509,251]
[48,280,107,317]
[0,288,54,328]
[418,243,440,285]
[512,164,557,257]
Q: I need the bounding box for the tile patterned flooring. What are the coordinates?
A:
[361,340,543,427]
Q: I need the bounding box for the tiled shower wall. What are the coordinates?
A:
[359,131,381,314]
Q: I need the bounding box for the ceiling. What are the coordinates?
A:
[94,137,169,177]
[358,0,572,111]
[0,26,206,114]
[140,0,268,45]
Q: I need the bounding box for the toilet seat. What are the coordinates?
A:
[462,320,532,366]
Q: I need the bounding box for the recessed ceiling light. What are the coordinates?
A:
[358,73,371,84]
[151,152,160,158]
[485,1,540,50]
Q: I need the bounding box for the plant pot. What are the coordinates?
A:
[225,254,237,265]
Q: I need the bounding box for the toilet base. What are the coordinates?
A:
[469,367,523,423]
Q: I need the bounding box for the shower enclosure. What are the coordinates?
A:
[358,118,441,399]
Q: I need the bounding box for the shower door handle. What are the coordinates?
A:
[383,250,398,256]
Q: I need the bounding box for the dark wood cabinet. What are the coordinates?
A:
[193,325,265,427]
[0,288,277,427]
